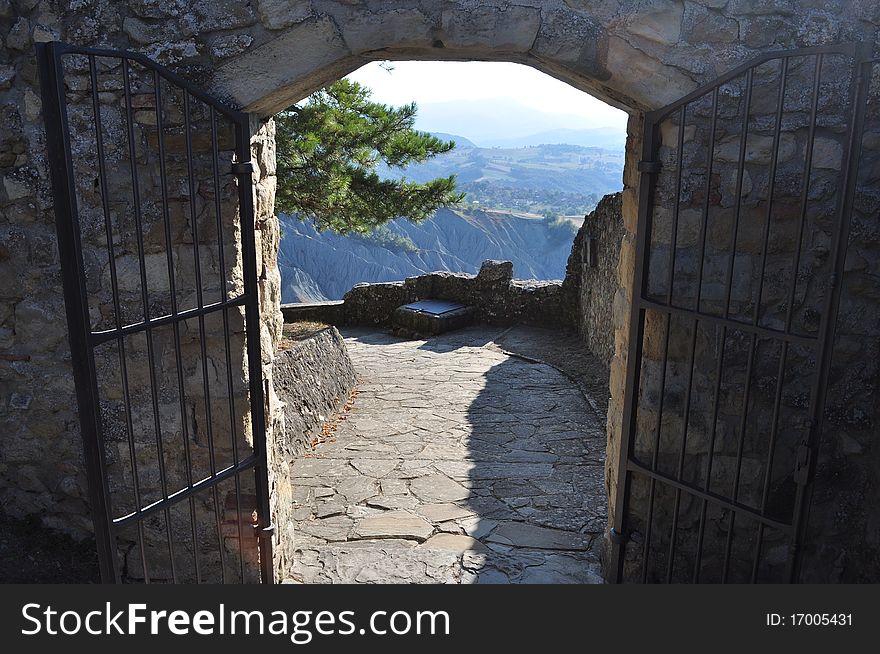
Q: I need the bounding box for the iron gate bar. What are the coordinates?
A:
[212,104,249,583]
[609,42,866,583]
[38,41,273,583]
[37,41,118,583]
[89,295,250,345]
[235,108,276,584]
[721,57,790,583]
[112,456,258,528]
[122,54,179,584]
[197,98,227,585]
[607,79,657,577]
[637,298,819,347]
[153,66,202,583]
[625,461,795,535]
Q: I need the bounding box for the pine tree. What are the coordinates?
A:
[275,79,464,234]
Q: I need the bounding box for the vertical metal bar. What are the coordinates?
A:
[721,332,757,582]
[787,47,872,583]
[641,104,688,582]
[122,57,177,583]
[666,87,718,583]
[666,104,687,307]
[696,70,753,582]
[234,114,274,583]
[694,87,719,313]
[693,324,727,583]
[723,68,753,319]
[640,312,670,583]
[208,106,235,583]
[666,320,699,583]
[751,339,789,582]
[784,54,823,335]
[723,59,788,583]
[608,114,661,582]
[753,58,789,327]
[183,91,228,582]
[751,524,766,583]
[88,54,148,582]
[154,69,202,584]
[38,42,118,583]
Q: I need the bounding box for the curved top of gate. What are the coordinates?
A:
[647,42,866,125]
[45,41,248,123]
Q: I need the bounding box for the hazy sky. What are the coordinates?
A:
[345,61,628,130]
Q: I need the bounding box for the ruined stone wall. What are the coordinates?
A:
[563,193,625,367]
[341,260,572,331]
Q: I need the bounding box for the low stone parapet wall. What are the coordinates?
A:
[280,301,345,325]
[335,260,572,330]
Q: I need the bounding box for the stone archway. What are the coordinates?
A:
[2,0,878,583]
[204,4,721,571]
[198,2,772,577]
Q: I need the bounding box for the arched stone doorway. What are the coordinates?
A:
[2,1,878,582]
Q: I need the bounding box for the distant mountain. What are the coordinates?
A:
[413,98,626,147]
[483,127,626,150]
[428,132,477,148]
[279,208,582,303]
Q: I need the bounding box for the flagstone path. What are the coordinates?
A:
[284,326,608,584]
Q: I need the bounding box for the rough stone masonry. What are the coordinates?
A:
[1,1,878,582]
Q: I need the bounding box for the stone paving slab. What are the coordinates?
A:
[285,326,607,584]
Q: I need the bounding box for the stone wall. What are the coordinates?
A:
[281,300,344,326]
[341,260,571,331]
[270,326,356,579]
[563,193,625,367]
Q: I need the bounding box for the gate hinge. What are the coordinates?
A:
[638,160,661,174]
[608,527,628,545]
[231,160,254,175]
[793,445,812,485]
[255,523,275,539]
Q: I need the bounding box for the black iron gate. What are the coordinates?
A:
[38,42,273,583]
[610,43,872,583]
